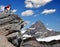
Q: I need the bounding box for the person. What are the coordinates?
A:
[5,4,11,13]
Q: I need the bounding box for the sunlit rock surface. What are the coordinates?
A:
[0,13,24,36]
[0,13,24,47]
[0,12,60,47]
[0,35,15,47]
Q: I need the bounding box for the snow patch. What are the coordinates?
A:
[29,28,35,30]
[47,27,53,31]
[36,35,60,42]
[23,34,32,38]
[21,30,27,34]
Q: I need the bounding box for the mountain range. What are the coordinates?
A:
[24,20,60,38]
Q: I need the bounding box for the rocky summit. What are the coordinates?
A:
[0,13,24,36]
[0,12,24,47]
[0,13,60,47]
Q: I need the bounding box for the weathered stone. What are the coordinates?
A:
[23,37,40,47]
[0,35,15,47]
[0,13,24,36]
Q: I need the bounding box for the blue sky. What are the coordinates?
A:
[0,0,60,31]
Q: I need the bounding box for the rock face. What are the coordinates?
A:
[0,13,24,47]
[0,12,60,47]
[39,40,60,47]
[0,13,24,36]
[25,20,60,38]
[23,37,60,47]
[23,37,40,47]
[0,35,15,47]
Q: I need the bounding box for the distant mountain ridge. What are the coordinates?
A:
[25,20,60,38]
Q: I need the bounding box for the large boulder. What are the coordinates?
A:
[0,35,15,47]
[23,37,40,47]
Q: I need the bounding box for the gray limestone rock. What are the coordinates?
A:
[0,13,24,36]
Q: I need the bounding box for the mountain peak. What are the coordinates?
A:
[25,20,60,38]
[30,20,46,30]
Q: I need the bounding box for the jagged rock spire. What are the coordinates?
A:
[30,20,46,31]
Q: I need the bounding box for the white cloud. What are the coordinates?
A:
[41,9,56,14]
[25,2,33,8]
[21,10,34,16]
[25,0,52,8]
[0,5,5,11]
[12,9,17,13]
